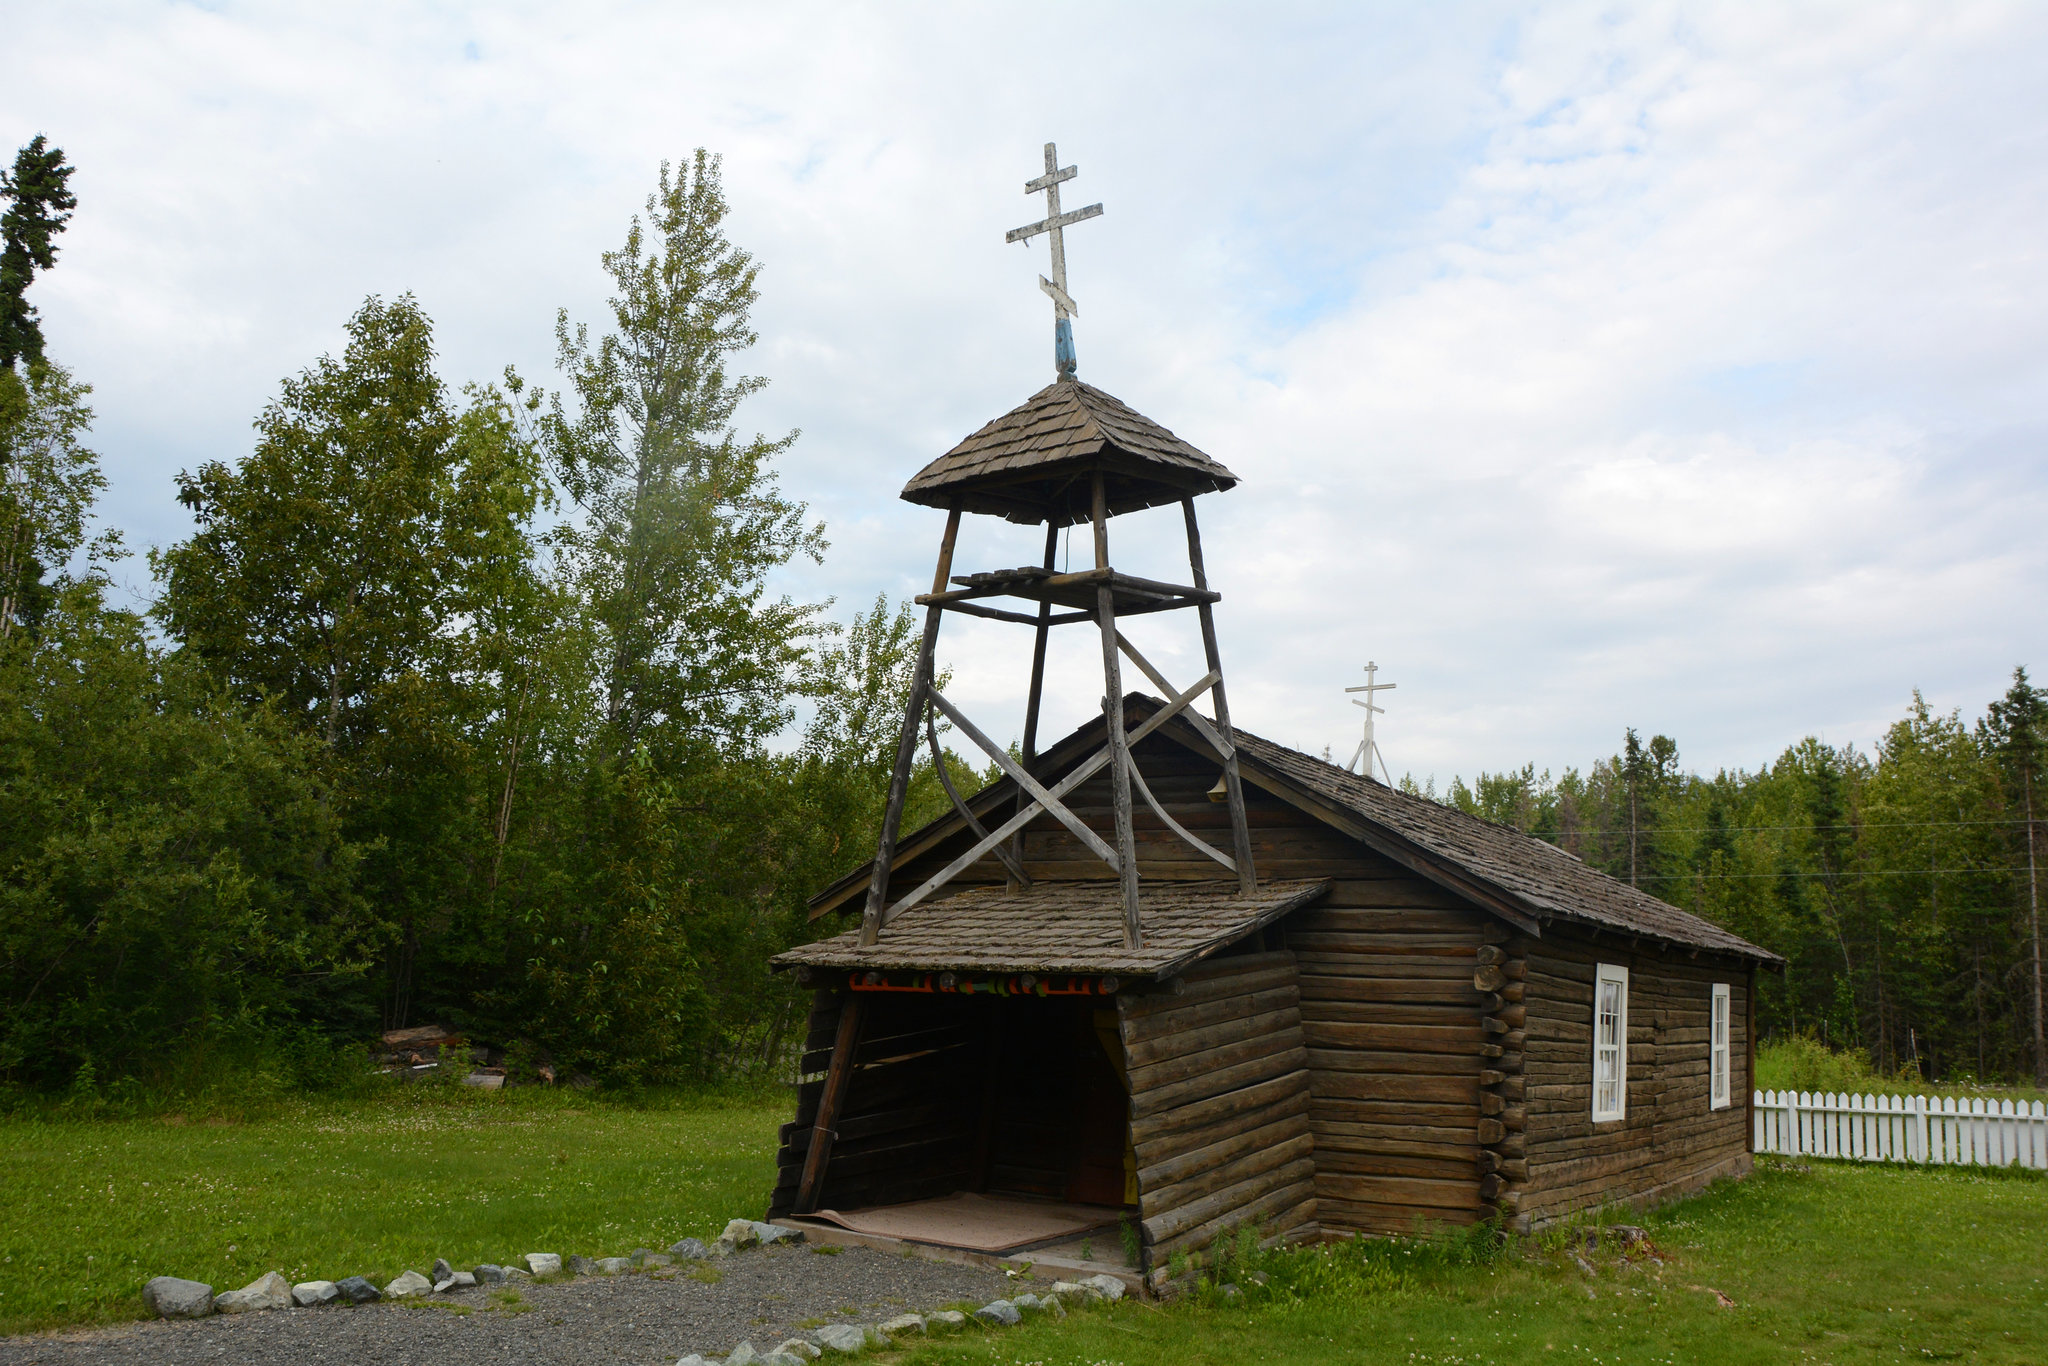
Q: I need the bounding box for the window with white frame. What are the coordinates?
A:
[1710,983,1731,1110]
[1592,963,1629,1122]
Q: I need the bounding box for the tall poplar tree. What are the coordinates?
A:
[544,150,824,757]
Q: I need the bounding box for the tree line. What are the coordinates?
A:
[5,138,2042,1097]
[1419,677,2048,1088]
[1,144,982,1096]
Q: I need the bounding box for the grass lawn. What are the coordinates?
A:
[899,1158,2048,1366]
[0,1086,785,1336]
[3,1090,2044,1366]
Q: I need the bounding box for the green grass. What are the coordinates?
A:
[896,1159,2048,1366]
[0,1086,783,1335]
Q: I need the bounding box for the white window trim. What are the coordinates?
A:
[1710,982,1731,1111]
[1592,962,1629,1123]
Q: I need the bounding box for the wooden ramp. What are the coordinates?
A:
[804,1192,1121,1255]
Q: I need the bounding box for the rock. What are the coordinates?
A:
[725,1343,759,1366]
[472,1264,505,1285]
[926,1310,966,1330]
[675,1358,710,1366]
[877,1313,925,1337]
[431,1258,454,1283]
[1078,1273,1127,1302]
[638,1252,673,1268]
[334,1275,381,1304]
[569,1254,598,1275]
[597,1256,634,1274]
[667,1238,709,1260]
[434,1272,476,1293]
[292,1280,340,1308]
[1041,1293,1066,1317]
[142,1276,215,1319]
[974,1299,1022,1325]
[762,1353,807,1366]
[1607,1224,1650,1247]
[1011,1292,1040,1310]
[1220,1282,1242,1300]
[215,1271,292,1314]
[524,1253,562,1276]
[383,1269,434,1299]
[774,1338,822,1360]
[812,1323,868,1353]
[709,1237,739,1258]
[1049,1280,1099,1302]
[752,1221,803,1245]
[504,1266,531,1280]
[720,1219,761,1249]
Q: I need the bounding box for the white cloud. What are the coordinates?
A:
[6,0,2045,782]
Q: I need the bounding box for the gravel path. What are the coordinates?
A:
[0,1245,1018,1366]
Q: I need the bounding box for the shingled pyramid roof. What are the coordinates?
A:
[901,378,1239,525]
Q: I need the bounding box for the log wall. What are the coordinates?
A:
[1290,883,1492,1234]
[1120,950,1317,1266]
[1496,927,1755,1227]
[767,989,981,1218]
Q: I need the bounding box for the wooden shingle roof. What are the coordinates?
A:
[1216,723,1781,964]
[802,697,1781,966]
[776,878,1330,979]
[901,379,1239,525]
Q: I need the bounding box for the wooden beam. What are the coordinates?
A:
[924,710,1029,887]
[1094,470,1142,948]
[858,505,961,946]
[926,688,1123,870]
[793,993,865,1214]
[1184,499,1257,895]
[876,668,1221,925]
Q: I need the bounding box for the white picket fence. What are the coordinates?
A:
[1753,1089,2048,1169]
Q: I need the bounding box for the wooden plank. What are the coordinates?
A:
[1143,1132,1315,1218]
[795,994,866,1214]
[1126,1007,1303,1072]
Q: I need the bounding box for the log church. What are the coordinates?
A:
[763,143,1779,1283]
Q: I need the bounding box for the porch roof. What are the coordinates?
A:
[773,878,1331,980]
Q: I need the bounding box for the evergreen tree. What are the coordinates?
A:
[1982,666,2047,1085]
[0,137,77,373]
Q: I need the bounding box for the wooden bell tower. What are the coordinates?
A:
[859,142,1257,952]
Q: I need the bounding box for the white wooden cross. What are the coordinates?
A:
[1005,141,1103,378]
[1345,661,1397,782]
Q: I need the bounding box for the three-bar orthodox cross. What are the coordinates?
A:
[1346,661,1397,782]
[1006,141,1103,379]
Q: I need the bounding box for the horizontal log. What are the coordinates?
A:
[1306,1072,1477,1104]
[1144,1133,1316,1217]
[1123,968,1298,1027]
[1144,1157,1317,1245]
[1126,1009,1303,1080]
[1133,1087,1310,1170]
[1305,1048,1485,1077]
[1300,1021,1484,1054]
[1129,1068,1312,1147]
[1309,1098,1478,1126]
[1317,1199,1484,1235]
[1150,1175,1319,1262]
[1477,1153,1530,1180]
[1312,1149,1477,1182]
[1121,986,1300,1054]
[1487,1075,1527,1101]
[1299,1000,1481,1026]
[1137,1106,1310,1192]
[1316,1172,1479,1211]
[1131,1031,1305,1101]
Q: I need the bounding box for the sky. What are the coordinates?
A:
[8,1,2047,785]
